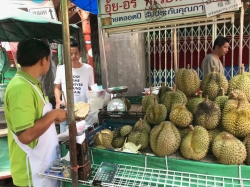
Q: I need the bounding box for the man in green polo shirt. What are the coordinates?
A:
[4,39,67,187]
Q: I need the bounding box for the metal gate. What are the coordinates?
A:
[145,13,250,87]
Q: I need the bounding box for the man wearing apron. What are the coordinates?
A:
[4,39,67,187]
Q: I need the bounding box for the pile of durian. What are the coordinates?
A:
[94,64,250,166]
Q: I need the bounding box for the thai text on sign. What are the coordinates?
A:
[99,0,206,28]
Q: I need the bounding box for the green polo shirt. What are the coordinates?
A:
[4,70,45,186]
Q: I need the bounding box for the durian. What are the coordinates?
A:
[214,88,228,111]
[150,121,181,156]
[94,129,113,148]
[169,104,193,128]
[222,99,250,138]
[162,84,187,117]
[201,66,228,101]
[196,96,221,130]
[112,136,125,148]
[142,86,159,111]
[180,125,209,161]
[175,64,201,97]
[243,134,250,165]
[133,117,151,134]
[157,82,172,103]
[146,98,167,125]
[120,125,133,137]
[186,91,204,115]
[212,132,246,165]
[127,121,149,150]
[228,65,250,102]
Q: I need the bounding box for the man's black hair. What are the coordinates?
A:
[213,36,229,50]
[17,39,50,67]
[70,41,81,51]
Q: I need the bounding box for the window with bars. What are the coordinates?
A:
[145,13,250,87]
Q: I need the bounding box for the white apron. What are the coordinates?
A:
[10,75,58,187]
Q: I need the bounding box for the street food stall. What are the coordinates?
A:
[36,0,250,187]
[2,0,250,187]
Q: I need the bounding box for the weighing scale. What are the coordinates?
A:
[92,162,118,186]
[106,86,131,113]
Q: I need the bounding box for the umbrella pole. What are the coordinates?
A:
[61,0,79,186]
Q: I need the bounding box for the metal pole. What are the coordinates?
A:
[173,28,178,73]
[61,0,78,186]
[239,3,244,68]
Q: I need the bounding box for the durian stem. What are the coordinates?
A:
[187,64,190,69]
[139,118,143,129]
[173,84,176,92]
[189,125,194,131]
[199,91,203,98]
[205,95,209,102]
[223,133,232,140]
[221,88,225,96]
[150,86,153,95]
[154,97,157,104]
[240,65,244,74]
[162,82,166,87]
[212,66,216,73]
[237,101,241,110]
[143,115,147,120]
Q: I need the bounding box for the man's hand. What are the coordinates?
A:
[55,100,65,109]
[54,109,67,122]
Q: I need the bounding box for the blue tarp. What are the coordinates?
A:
[71,0,98,15]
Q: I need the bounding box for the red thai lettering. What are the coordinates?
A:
[130,0,136,8]
[112,3,119,11]
[105,4,111,12]
[123,1,130,9]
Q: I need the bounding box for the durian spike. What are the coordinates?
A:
[199,91,203,98]
[150,86,153,95]
[221,87,225,96]
[212,66,216,73]
[162,82,166,87]
[205,95,209,102]
[187,64,190,69]
[189,125,194,131]
[240,64,244,74]
[172,84,176,92]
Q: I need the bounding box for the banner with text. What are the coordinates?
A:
[99,0,206,28]
[8,0,58,20]
[203,0,241,17]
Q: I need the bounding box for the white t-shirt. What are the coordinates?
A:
[54,63,94,103]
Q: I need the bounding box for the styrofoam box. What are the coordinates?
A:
[87,90,106,99]
[89,98,104,112]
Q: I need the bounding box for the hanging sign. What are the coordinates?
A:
[7,0,58,20]
[99,0,206,28]
[203,0,241,17]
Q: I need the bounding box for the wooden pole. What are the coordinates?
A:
[60,0,78,186]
